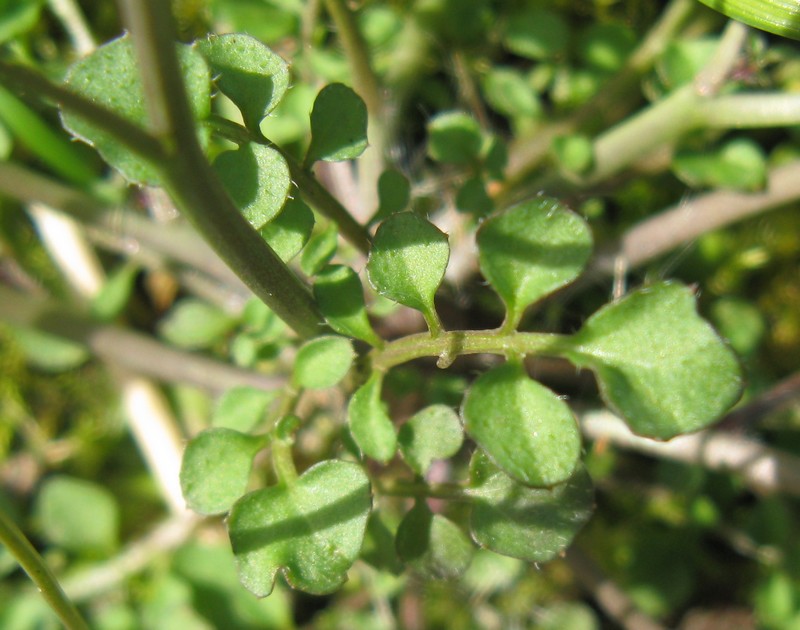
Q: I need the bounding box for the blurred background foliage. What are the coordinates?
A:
[0,0,799,628]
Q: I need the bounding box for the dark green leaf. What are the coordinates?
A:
[158,298,237,350]
[462,362,581,487]
[398,404,463,476]
[468,452,594,562]
[293,336,354,390]
[259,197,315,262]
[180,428,266,515]
[396,500,473,579]
[229,460,371,596]
[0,0,43,44]
[373,169,410,222]
[427,111,482,165]
[476,198,592,330]
[196,33,289,131]
[456,176,493,216]
[212,386,278,432]
[564,282,743,439]
[347,372,397,463]
[214,143,291,229]
[305,83,368,164]
[577,23,637,72]
[62,34,210,184]
[503,8,569,60]
[300,224,338,276]
[313,265,383,347]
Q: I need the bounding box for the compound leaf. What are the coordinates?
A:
[398,404,464,476]
[228,460,371,596]
[196,33,289,131]
[347,372,397,463]
[305,83,368,165]
[180,428,266,515]
[468,452,594,562]
[477,198,592,330]
[564,282,743,439]
[462,362,581,487]
[313,265,383,347]
[293,336,354,390]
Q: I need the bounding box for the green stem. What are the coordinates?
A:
[116,0,325,338]
[370,329,570,372]
[696,93,800,127]
[271,439,298,484]
[0,509,90,630]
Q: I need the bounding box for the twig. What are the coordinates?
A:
[47,0,96,56]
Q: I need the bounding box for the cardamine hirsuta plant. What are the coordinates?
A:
[1,0,799,627]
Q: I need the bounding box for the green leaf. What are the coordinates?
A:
[214,143,291,229]
[456,176,493,216]
[468,452,594,562]
[196,33,289,131]
[313,265,383,347]
[395,500,474,580]
[373,169,410,223]
[577,23,637,72]
[564,282,743,439]
[180,428,266,515]
[503,7,569,60]
[347,372,397,463]
[293,336,354,390]
[696,0,800,41]
[305,83,368,165]
[158,298,237,350]
[427,111,482,165]
[672,138,767,191]
[552,134,594,176]
[398,404,464,476]
[11,326,88,372]
[366,212,449,333]
[91,263,138,321]
[259,197,315,262]
[656,39,718,90]
[462,362,581,487]
[212,386,278,432]
[0,0,43,44]
[476,198,592,330]
[62,34,210,184]
[228,459,372,596]
[35,475,119,554]
[300,224,338,276]
[482,67,541,120]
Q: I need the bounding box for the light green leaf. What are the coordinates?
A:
[503,7,569,60]
[180,428,266,515]
[672,138,767,191]
[552,134,594,176]
[293,336,354,390]
[11,326,88,372]
[228,460,372,596]
[564,282,743,439]
[476,198,592,330]
[0,0,43,44]
[214,143,291,229]
[462,362,581,487]
[305,83,368,165]
[158,298,237,350]
[577,23,637,72]
[398,404,463,476]
[91,262,138,321]
[300,224,338,276]
[468,452,594,562]
[696,0,800,41]
[395,500,473,580]
[347,372,397,463]
[366,212,449,333]
[482,67,541,119]
[313,265,383,347]
[196,33,289,131]
[259,197,315,262]
[62,34,210,184]
[212,386,278,432]
[35,475,119,554]
[427,111,482,165]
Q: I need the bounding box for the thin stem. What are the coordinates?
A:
[271,439,298,484]
[370,329,570,372]
[693,20,749,96]
[0,509,90,630]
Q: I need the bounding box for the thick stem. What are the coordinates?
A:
[0,509,90,630]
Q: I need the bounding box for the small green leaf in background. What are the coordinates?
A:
[180,428,267,515]
[35,475,119,555]
[427,111,482,165]
[503,7,569,60]
[710,296,766,357]
[373,169,410,223]
[577,23,637,72]
[656,38,718,90]
[305,83,368,165]
[564,282,743,439]
[11,326,88,372]
[260,197,315,262]
[672,138,767,191]
[462,362,581,487]
[229,460,371,596]
[214,143,291,229]
[0,0,43,44]
[476,197,592,330]
[347,372,397,463]
[482,67,541,120]
[395,500,474,580]
[468,452,594,562]
[398,404,463,476]
[91,262,139,321]
[158,298,237,350]
[196,33,289,132]
[212,386,278,432]
[300,224,338,276]
[552,133,594,176]
[313,265,383,347]
[367,211,449,334]
[62,34,210,184]
[293,336,354,390]
[539,603,600,630]
[456,176,493,216]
